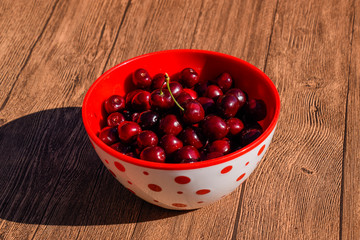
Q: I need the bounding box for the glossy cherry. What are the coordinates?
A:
[204,85,223,101]
[160,134,183,155]
[238,128,262,147]
[226,118,244,136]
[131,91,151,111]
[213,72,232,92]
[208,140,231,154]
[197,97,215,114]
[246,99,267,121]
[205,151,223,160]
[158,114,183,136]
[150,89,174,110]
[137,110,159,129]
[182,99,205,124]
[132,68,152,89]
[183,88,198,99]
[202,115,229,140]
[117,121,142,143]
[125,89,143,108]
[180,68,200,88]
[179,127,204,149]
[226,88,246,108]
[216,94,240,118]
[104,95,125,114]
[99,127,119,145]
[140,146,166,163]
[151,73,166,90]
[173,145,200,163]
[137,130,158,149]
[110,142,131,154]
[169,82,183,98]
[176,92,192,107]
[107,112,125,127]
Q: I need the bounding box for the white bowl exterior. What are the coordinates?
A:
[90,126,276,210]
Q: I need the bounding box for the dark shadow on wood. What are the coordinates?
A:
[0,107,186,225]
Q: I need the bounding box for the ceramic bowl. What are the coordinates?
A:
[82,49,280,210]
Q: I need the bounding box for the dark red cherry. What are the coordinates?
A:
[180,68,200,88]
[183,88,198,99]
[202,115,229,140]
[204,85,223,101]
[160,134,183,155]
[132,68,152,89]
[173,145,200,163]
[194,81,209,97]
[104,95,125,114]
[176,92,192,107]
[150,89,174,110]
[182,99,205,124]
[205,151,223,160]
[117,121,141,143]
[99,127,119,145]
[137,130,158,149]
[208,140,231,154]
[140,146,166,163]
[137,110,159,129]
[238,128,262,147]
[158,114,183,136]
[226,88,246,108]
[107,112,125,127]
[246,99,267,121]
[151,73,166,90]
[226,118,244,136]
[125,89,143,108]
[131,91,151,112]
[169,82,183,98]
[216,94,240,118]
[197,97,215,114]
[179,127,204,149]
[214,73,233,92]
[110,142,131,154]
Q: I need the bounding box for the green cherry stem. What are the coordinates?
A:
[165,73,184,111]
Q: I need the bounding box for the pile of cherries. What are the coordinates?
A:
[98,68,266,163]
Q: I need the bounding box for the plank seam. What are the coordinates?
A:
[0,0,60,112]
[339,2,356,239]
[101,0,132,74]
[231,184,246,240]
[190,0,205,49]
[263,0,279,73]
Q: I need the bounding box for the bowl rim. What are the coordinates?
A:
[82,49,280,170]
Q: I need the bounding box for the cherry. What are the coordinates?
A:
[137,130,158,149]
[158,114,183,136]
[216,94,240,118]
[132,68,152,89]
[99,127,119,145]
[172,145,200,163]
[194,81,208,97]
[140,146,166,163]
[110,142,131,154]
[202,115,229,140]
[246,99,267,121]
[213,72,232,92]
[104,95,125,114]
[107,112,125,127]
[125,89,143,108]
[150,89,174,110]
[208,140,230,154]
[226,88,246,108]
[205,151,223,160]
[160,134,183,155]
[169,82,183,98]
[238,128,262,147]
[182,88,198,99]
[151,73,166,90]
[176,92,192,107]
[180,68,199,88]
[197,97,215,114]
[137,110,159,129]
[182,99,205,124]
[131,91,151,111]
[179,127,204,149]
[205,85,223,101]
[117,121,141,143]
[226,118,244,136]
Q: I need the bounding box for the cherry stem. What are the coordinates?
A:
[165,73,184,111]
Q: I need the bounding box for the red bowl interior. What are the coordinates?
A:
[82,49,280,170]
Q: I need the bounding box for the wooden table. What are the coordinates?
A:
[0,0,359,239]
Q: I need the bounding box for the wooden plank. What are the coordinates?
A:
[342,0,359,238]
[234,0,352,239]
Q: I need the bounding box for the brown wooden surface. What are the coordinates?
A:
[0,0,358,239]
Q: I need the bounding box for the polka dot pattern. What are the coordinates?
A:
[172,203,187,207]
[105,159,109,164]
[221,166,232,174]
[236,173,246,182]
[196,189,210,195]
[143,171,149,175]
[245,162,249,166]
[258,145,266,156]
[148,184,162,192]
[175,176,191,184]
[128,180,132,185]
[114,162,125,172]
[177,191,183,194]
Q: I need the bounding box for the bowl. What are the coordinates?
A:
[82,49,280,210]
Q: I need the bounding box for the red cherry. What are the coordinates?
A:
[125,89,143,108]
[104,95,125,114]
[226,118,244,136]
[182,99,205,124]
[131,91,151,112]
[137,110,159,129]
[99,127,119,145]
[160,134,183,155]
[197,97,215,114]
[151,73,166,90]
[180,68,200,88]
[183,88,198,99]
[150,89,174,110]
[205,151,223,160]
[132,68,152,89]
[169,82,183,98]
[214,73,233,92]
[208,140,231,154]
[179,127,204,149]
[216,94,240,118]
[110,142,131,154]
[205,85,223,101]
[176,92,192,107]
[159,114,183,136]
[140,146,166,163]
[173,145,200,163]
[246,99,267,121]
[117,121,142,143]
[202,115,229,140]
[137,130,158,149]
[107,112,125,127]
[226,88,246,108]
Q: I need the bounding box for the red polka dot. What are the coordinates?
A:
[196,189,211,195]
[236,173,246,181]
[128,180,132,185]
[105,159,109,164]
[175,176,191,184]
[177,191,183,194]
[245,162,249,166]
[143,171,149,175]
[114,162,125,172]
[148,184,162,192]
[221,165,232,174]
[257,145,266,156]
[197,201,204,204]
[108,169,116,177]
[154,200,159,202]
[172,203,187,207]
